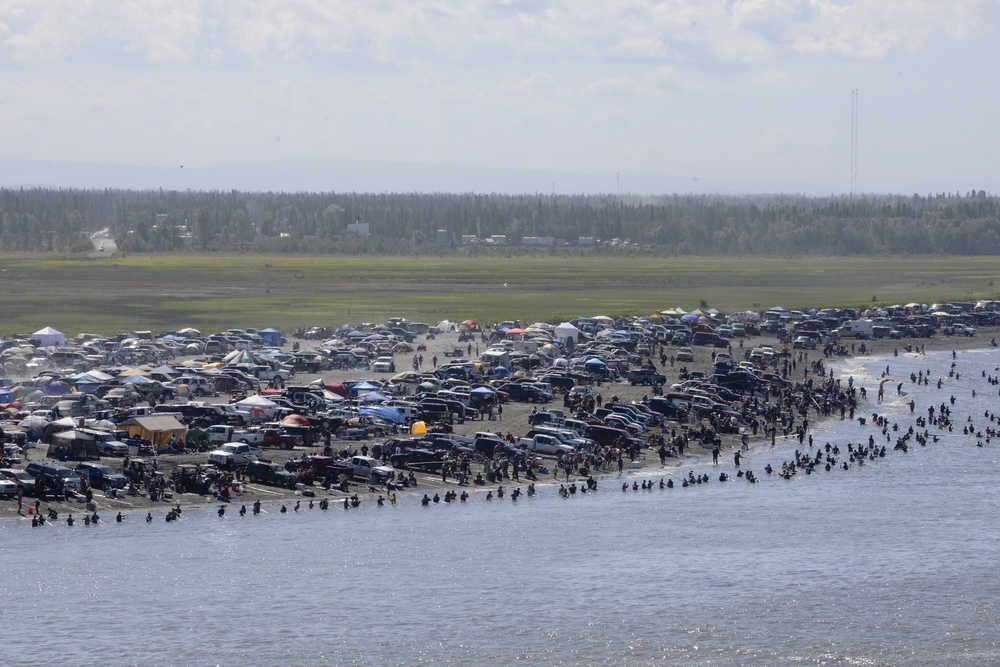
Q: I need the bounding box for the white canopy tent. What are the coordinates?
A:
[554,322,581,343]
[32,326,66,347]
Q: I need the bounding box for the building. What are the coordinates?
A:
[577,236,596,246]
[486,234,508,245]
[461,235,480,245]
[346,222,371,237]
[436,229,451,244]
[521,236,555,247]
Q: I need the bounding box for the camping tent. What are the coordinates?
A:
[49,429,103,460]
[32,326,66,347]
[259,328,283,345]
[235,394,279,415]
[554,322,581,343]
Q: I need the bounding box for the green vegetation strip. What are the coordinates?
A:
[1,254,998,336]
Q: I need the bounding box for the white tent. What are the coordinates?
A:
[32,326,66,347]
[554,322,581,342]
[235,394,279,415]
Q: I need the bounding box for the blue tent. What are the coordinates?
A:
[358,405,405,424]
[259,328,283,345]
[492,366,510,377]
[43,380,72,395]
[351,381,380,393]
[680,313,699,322]
[470,386,495,395]
[122,375,155,384]
[584,357,606,367]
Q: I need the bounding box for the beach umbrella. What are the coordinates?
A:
[505,328,527,335]
[410,421,427,435]
[680,313,699,322]
[122,375,155,384]
[470,386,495,396]
[493,366,510,377]
[351,381,380,393]
[585,357,606,367]
[461,319,478,326]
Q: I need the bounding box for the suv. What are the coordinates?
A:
[497,382,549,403]
[25,461,82,492]
[371,356,396,373]
[75,462,128,490]
[691,331,728,348]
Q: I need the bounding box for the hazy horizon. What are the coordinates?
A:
[1,1,997,195]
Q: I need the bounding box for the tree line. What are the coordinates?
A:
[0,188,998,255]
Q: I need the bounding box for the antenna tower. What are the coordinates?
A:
[850,89,860,198]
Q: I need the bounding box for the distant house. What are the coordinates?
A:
[346,222,371,237]
[521,236,555,247]
[461,235,480,245]
[577,236,596,246]
[486,234,508,245]
[436,229,451,244]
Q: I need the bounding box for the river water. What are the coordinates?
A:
[3,350,1000,665]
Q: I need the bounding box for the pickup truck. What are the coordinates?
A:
[208,442,262,467]
[246,461,299,489]
[515,433,575,456]
[205,424,290,447]
[627,368,666,386]
[349,455,395,482]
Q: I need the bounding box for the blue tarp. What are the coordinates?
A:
[0,389,13,402]
[358,391,389,403]
[351,381,380,392]
[358,405,405,424]
[122,375,155,384]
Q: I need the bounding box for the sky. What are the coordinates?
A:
[0,0,998,194]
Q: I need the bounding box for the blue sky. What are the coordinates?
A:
[1,1,997,194]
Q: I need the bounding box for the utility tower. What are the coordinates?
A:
[850,88,860,198]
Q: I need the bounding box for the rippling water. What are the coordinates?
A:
[4,350,1000,665]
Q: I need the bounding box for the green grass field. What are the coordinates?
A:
[1,253,998,336]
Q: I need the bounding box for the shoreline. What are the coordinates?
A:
[2,331,996,523]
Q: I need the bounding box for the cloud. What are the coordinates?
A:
[0,1,988,69]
